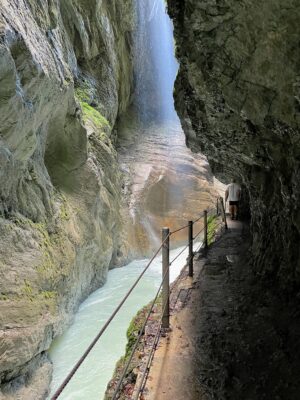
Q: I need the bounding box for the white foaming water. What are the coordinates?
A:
[48,243,200,400]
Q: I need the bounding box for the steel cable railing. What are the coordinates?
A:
[133,251,197,400]
[51,197,228,400]
[193,225,205,241]
[111,247,174,399]
[111,210,226,399]
[51,234,171,400]
[131,201,228,400]
[170,223,190,235]
[133,283,175,400]
[194,240,204,254]
[193,211,205,224]
[207,206,217,216]
[169,243,189,266]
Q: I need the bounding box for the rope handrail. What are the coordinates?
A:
[51,199,227,399]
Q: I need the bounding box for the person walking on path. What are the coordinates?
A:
[225,179,241,220]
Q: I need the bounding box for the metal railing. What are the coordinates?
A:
[51,197,227,400]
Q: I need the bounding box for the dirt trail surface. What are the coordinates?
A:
[143,219,246,400]
[143,219,300,400]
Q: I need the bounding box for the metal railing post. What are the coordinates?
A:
[220,197,228,230]
[162,227,170,330]
[188,221,193,277]
[204,210,208,249]
[216,198,219,215]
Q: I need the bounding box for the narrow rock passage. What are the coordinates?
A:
[144,219,248,400]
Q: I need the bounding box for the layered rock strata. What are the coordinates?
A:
[0,0,134,398]
[167,0,300,292]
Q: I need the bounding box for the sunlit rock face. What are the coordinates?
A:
[118,0,224,256]
[167,0,300,292]
[118,0,221,258]
[0,0,134,397]
[119,123,223,256]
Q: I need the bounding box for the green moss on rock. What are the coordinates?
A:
[104,303,154,400]
[75,85,111,134]
[74,86,91,103]
[81,101,110,129]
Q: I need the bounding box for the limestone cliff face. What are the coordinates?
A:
[167,0,300,292]
[0,0,134,398]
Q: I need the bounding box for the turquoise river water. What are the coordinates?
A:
[48,243,199,400]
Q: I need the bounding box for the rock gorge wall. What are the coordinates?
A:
[0,0,134,398]
[167,0,300,293]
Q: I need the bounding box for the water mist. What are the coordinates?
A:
[133,0,179,124]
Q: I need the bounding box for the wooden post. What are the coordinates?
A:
[220,197,228,230]
[162,227,170,330]
[188,221,193,277]
[204,210,208,249]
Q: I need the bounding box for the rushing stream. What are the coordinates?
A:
[48,244,198,400]
[49,0,222,399]
[118,0,222,254]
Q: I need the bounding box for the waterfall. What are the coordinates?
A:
[117,0,221,253]
[134,0,179,125]
[48,2,224,398]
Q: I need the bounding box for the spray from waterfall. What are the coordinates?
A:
[134,0,179,125]
[48,2,223,399]
[118,0,222,255]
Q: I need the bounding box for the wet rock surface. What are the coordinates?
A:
[118,123,224,256]
[0,0,135,397]
[166,2,300,397]
[167,0,300,292]
[117,0,224,257]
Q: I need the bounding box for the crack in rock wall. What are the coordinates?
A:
[0,0,135,398]
[167,0,300,293]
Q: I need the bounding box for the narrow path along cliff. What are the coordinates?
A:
[0,1,222,398]
[1,0,299,399]
[143,219,300,400]
[144,219,249,399]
